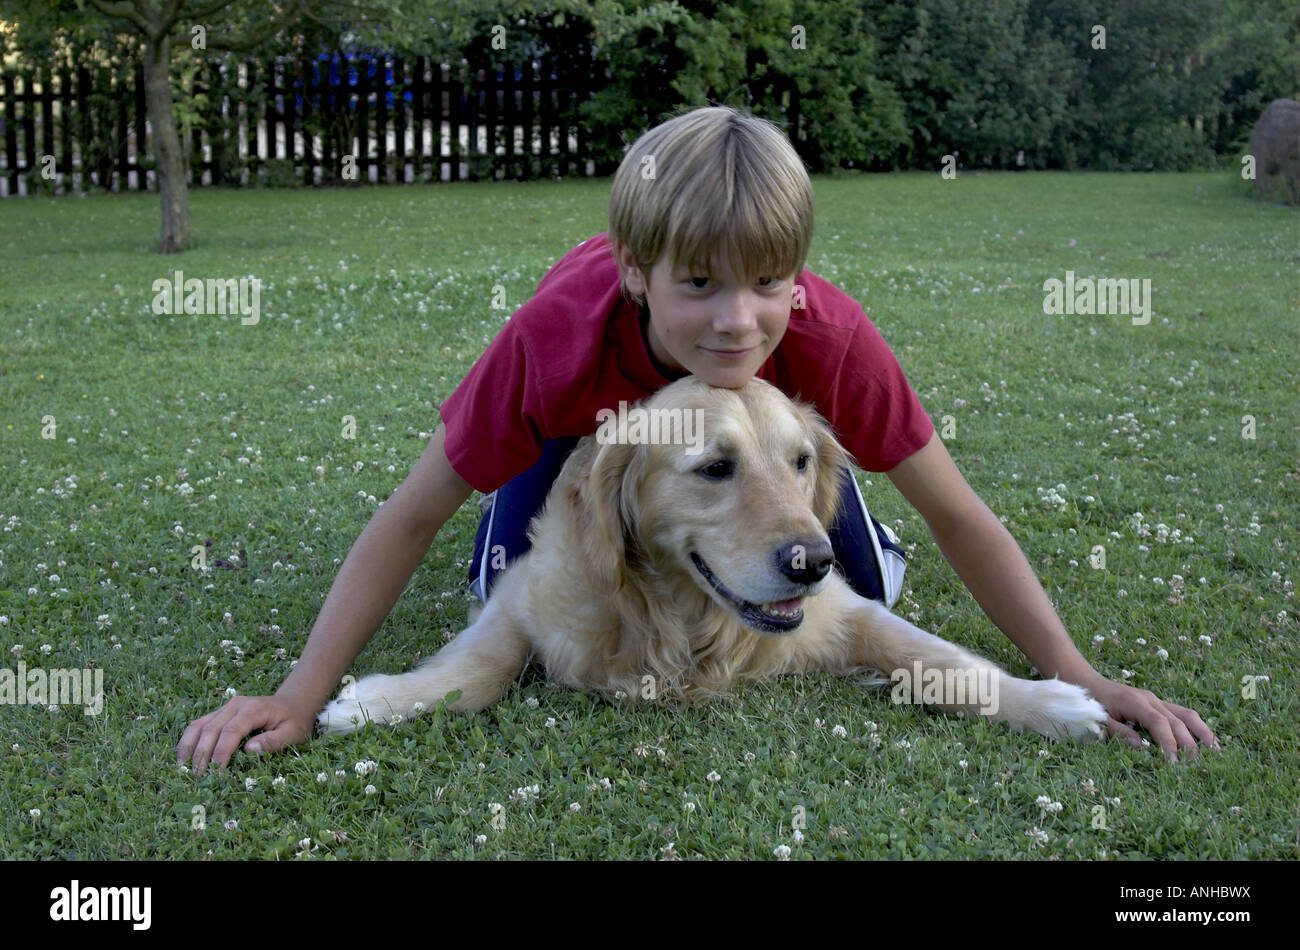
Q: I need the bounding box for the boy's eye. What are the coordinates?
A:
[688,277,710,289]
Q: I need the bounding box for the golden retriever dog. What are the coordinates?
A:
[318,377,1106,741]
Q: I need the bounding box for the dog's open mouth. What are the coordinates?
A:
[690,553,805,633]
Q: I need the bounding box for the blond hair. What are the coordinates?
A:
[608,106,814,297]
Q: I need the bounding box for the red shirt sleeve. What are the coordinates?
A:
[438,318,547,493]
[815,313,934,472]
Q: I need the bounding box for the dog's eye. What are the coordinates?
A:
[697,459,734,480]
[796,453,810,473]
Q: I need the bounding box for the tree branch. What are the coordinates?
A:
[203,0,322,52]
[156,0,187,35]
[86,0,153,34]
[185,0,243,30]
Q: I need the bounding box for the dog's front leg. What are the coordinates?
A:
[845,595,1105,742]
[317,601,531,735]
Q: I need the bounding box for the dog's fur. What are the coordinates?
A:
[318,377,1106,741]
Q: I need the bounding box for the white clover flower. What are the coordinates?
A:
[364,784,377,795]
[412,701,425,712]
[1198,635,1212,645]
[525,696,539,708]
[544,717,556,728]
[475,834,488,845]
[568,802,580,812]
[958,760,968,769]
[488,803,504,815]
[773,845,791,860]
[244,777,257,791]
[792,829,804,845]
[683,801,696,813]
[224,687,237,699]
[224,820,238,831]
[29,808,40,819]
[706,770,721,782]
[1135,637,1147,645]
[510,784,540,804]
[271,776,286,789]
[744,752,756,762]
[1156,648,1169,660]
[1026,827,1049,847]
[316,772,328,783]
[335,769,347,780]
[831,724,847,738]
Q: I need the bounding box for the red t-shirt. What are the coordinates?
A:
[439,233,933,493]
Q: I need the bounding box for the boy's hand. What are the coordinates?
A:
[177,695,317,777]
[1078,674,1219,762]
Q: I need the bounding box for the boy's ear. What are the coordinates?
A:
[613,241,649,301]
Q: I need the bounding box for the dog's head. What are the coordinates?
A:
[580,377,850,634]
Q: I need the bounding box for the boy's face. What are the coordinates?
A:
[616,243,795,389]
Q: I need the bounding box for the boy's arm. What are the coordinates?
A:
[176,424,474,775]
[885,431,1218,761]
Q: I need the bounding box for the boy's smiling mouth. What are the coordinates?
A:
[703,345,758,360]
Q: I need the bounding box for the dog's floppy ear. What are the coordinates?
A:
[578,438,643,593]
[806,408,852,529]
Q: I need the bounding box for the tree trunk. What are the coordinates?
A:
[142,34,191,253]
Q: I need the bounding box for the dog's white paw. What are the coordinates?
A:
[316,674,406,736]
[1029,686,1102,743]
[1018,678,1107,742]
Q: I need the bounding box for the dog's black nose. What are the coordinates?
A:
[776,538,833,585]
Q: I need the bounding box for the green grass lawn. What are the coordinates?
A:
[0,171,1294,860]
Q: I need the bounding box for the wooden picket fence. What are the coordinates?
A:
[0,52,602,196]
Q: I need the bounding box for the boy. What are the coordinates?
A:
[178,106,1216,776]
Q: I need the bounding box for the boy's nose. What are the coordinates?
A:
[714,292,759,333]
